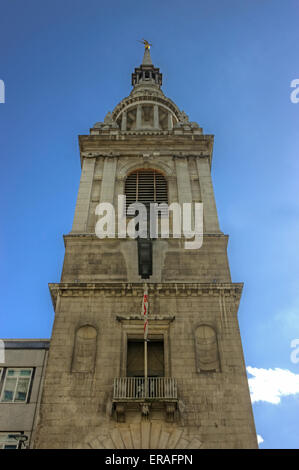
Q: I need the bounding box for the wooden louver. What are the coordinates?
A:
[125,170,168,212]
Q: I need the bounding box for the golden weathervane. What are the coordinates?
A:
[138,39,152,50]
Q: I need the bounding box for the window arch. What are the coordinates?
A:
[125,169,168,211]
[194,325,220,373]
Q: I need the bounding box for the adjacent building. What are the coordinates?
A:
[0,340,49,448]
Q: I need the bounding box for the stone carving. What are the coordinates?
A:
[93,111,119,129]
[104,111,113,124]
[141,403,150,419]
[93,121,103,128]
[165,403,176,423]
[195,325,220,372]
[115,403,126,423]
[174,110,200,130]
[71,325,97,373]
[178,110,189,123]
[87,422,203,449]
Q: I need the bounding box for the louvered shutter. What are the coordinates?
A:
[125,170,168,213]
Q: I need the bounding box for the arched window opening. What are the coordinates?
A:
[125,169,168,212]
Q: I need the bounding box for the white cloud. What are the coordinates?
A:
[257,435,264,445]
[247,366,299,404]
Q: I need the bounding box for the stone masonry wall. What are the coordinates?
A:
[34,285,257,449]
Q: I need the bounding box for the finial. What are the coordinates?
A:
[137,39,153,66]
[138,39,152,50]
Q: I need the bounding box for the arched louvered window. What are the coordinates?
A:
[125,169,168,211]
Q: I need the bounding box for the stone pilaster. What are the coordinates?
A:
[136,105,142,130]
[100,156,118,204]
[121,111,127,131]
[154,104,159,129]
[196,157,220,233]
[174,156,193,205]
[72,157,96,233]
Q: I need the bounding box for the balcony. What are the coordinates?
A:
[113,377,177,400]
[112,377,178,422]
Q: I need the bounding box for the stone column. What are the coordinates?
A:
[168,112,173,130]
[154,104,159,129]
[196,157,220,233]
[100,156,118,204]
[136,105,142,130]
[72,157,96,233]
[121,111,127,131]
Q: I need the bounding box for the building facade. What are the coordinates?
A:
[0,339,49,448]
[33,47,258,449]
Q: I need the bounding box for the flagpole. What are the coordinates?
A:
[143,282,148,398]
[144,330,148,397]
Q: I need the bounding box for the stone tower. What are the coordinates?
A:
[34,46,258,449]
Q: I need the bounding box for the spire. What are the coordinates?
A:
[139,39,153,65]
[142,47,153,66]
[131,40,162,89]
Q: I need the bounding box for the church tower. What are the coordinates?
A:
[34,44,258,449]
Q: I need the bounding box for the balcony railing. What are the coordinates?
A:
[113,377,177,401]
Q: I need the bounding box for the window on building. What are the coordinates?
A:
[125,169,168,212]
[0,434,18,449]
[0,368,33,403]
[0,433,28,449]
[127,339,164,377]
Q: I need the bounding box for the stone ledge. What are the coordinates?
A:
[63,233,228,242]
[48,282,243,309]
[116,315,175,323]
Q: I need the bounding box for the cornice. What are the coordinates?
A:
[62,233,229,247]
[80,150,211,159]
[79,133,214,149]
[79,149,214,168]
[116,315,175,323]
[49,282,243,309]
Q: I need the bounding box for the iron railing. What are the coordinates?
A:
[113,377,177,400]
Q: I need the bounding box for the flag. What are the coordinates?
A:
[142,284,149,340]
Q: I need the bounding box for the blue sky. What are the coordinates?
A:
[1,0,299,449]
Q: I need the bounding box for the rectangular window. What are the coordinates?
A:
[127,339,164,377]
[0,369,33,403]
